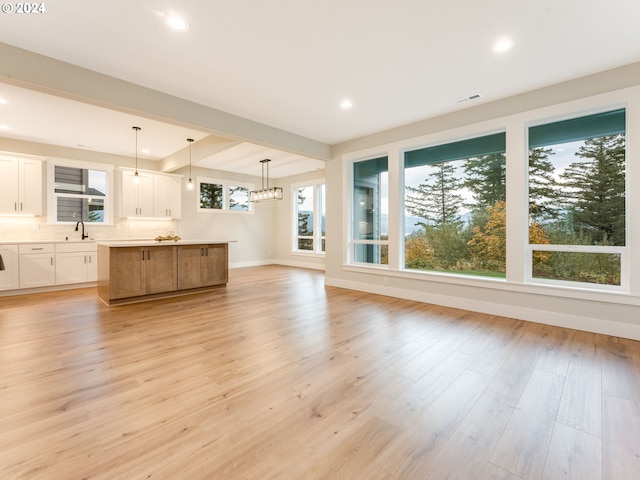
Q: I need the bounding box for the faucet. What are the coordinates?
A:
[75,221,89,240]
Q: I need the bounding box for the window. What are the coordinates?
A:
[403,133,506,277]
[47,160,113,224]
[293,181,325,254]
[353,157,388,265]
[198,177,252,213]
[527,109,626,288]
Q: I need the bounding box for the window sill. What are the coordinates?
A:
[292,251,325,257]
[342,264,640,307]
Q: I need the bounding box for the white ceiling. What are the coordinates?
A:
[2,0,640,176]
[0,82,324,178]
[0,82,209,160]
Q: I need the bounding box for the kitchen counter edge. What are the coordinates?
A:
[96,240,236,247]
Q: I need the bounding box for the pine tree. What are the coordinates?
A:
[528,147,558,222]
[297,188,312,236]
[405,161,464,230]
[463,153,506,208]
[200,183,223,209]
[560,135,625,245]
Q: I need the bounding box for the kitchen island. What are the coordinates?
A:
[97,240,229,305]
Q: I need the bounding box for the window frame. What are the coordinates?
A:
[524,107,628,292]
[46,158,115,225]
[291,179,325,255]
[342,88,639,302]
[402,132,507,278]
[196,176,254,214]
[346,155,390,268]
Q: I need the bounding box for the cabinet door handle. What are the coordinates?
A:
[84,255,87,264]
[89,255,92,264]
[141,250,145,261]
[205,247,209,256]
[50,257,53,266]
[20,202,23,211]
[147,250,150,260]
[14,202,17,211]
[32,247,43,251]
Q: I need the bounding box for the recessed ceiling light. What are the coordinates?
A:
[165,15,190,32]
[340,99,353,110]
[493,38,513,53]
[141,149,151,155]
[0,97,8,104]
[0,124,11,130]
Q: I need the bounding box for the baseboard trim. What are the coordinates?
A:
[230,260,325,271]
[325,276,640,341]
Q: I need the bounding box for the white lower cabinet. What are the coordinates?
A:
[2,242,98,292]
[0,244,19,291]
[55,243,98,285]
[19,244,55,288]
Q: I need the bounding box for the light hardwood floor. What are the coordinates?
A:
[1,265,640,479]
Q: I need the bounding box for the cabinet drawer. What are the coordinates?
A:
[19,243,54,254]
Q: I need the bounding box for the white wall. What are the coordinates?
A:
[325,61,640,340]
[176,165,277,268]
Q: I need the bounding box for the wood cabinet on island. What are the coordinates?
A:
[97,241,229,305]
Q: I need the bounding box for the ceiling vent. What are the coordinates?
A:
[456,93,482,104]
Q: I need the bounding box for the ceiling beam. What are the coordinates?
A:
[160,136,243,172]
[0,42,331,161]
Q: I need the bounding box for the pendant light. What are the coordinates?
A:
[249,159,283,202]
[132,126,141,184]
[186,138,194,191]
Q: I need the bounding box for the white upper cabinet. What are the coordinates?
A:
[119,168,181,219]
[120,169,154,217]
[0,156,43,215]
[153,174,182,219]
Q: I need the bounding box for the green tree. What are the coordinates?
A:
[463,153,506,208]
[406,162,464,230]
[200,183,223,209]
[405,162,468,270]
[297,188,311,236]
[560,135,625,245]
[528,147,558,223]
[297,188,313,249]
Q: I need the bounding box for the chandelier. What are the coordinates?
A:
[249,159,283,202]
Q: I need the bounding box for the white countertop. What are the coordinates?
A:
[96,240,235,247]
[0,240,98,245]
[0,239,235,247]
